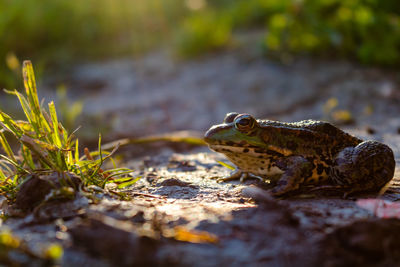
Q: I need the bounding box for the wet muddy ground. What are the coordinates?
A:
[1,50,400,266]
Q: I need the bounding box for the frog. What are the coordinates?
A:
[204,112,395,197]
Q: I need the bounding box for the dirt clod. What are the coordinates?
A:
[69,216,158,266]
[318,219,400,267]
[15,172,81,212]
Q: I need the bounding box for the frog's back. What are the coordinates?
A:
[296,120,360,141]
[258,119,362,156]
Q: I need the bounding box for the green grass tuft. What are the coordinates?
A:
[0,61,136,199]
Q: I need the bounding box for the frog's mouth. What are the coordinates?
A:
[209,143,291,158]
[208,144,264,155]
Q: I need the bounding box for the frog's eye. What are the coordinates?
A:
[224,112,239,123]
[234,114,256,131]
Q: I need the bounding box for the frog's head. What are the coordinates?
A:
[204,112,267,151]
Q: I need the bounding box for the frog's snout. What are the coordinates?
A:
[204,126,218,144]
[204,124,232,144]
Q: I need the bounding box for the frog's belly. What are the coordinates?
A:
[212,146,284,177]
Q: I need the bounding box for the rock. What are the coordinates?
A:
[69,216,158,266]
[317,218,400,266]
[14,171,81,212]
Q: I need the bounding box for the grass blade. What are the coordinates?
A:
[106,170,134,179]
[0,160,14,175]
[22,61,41,123]
[0,155,29,174]
[112,176,133,183]
[117,176,141,189]
[20,135,59,170]
[0,169,6,181]
[21,145,35,170]
[48,101,61,147]
[74,139,79,163]
[102,167,133,174]
[0,111,23,137]
[4,89,33,126]
[91,134,104,177]
[0,130,17,162]
[217,160,235,170]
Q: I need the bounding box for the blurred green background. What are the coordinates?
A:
[2,0,400,88]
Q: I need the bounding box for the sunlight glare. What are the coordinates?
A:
[185,0,206,11]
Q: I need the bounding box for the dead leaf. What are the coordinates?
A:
[173,226,219,244]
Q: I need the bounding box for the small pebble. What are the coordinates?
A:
[365,126,375,135]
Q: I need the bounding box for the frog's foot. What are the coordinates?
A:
[270,156,313,197]
[332,140,395,194]
[217,170,263,183]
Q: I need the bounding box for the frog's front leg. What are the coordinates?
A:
[218,169,263,183]
[270,156,313,196]
[332,140,395,195]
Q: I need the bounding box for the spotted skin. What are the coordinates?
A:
[204,113,395,197]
